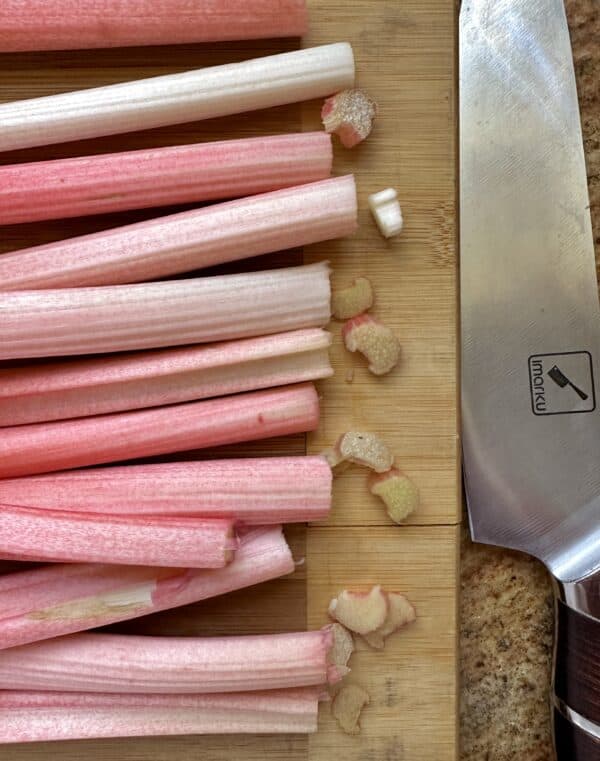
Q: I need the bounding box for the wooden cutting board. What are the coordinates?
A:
[0,1,458,759]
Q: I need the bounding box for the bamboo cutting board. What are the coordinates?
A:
[0,1,458,759]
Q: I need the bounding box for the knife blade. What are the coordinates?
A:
[459,1,600,757]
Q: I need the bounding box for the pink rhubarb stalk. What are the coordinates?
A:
[0,688,321,742]
[0,507,236,568]
[0,0,309,53]
[0,383,319,479]
[0,43,354,152]
[0,262,331,360]
[0,526,293,649]
[0,175,356,289]
[0,329,332,426]
[0,133,332,226]
[0,629,339,693]
[0,456,332,524]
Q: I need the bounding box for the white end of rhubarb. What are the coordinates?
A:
[321,89,378,149]
[328,585,388,635]
[368,188,403,238]
[326,431,394,474]
[369,468,419,523]
[331,277,374,321]
[363,591,416,649]
[327,623,355,681]
[342,313,401,376]
[332,684,370,735]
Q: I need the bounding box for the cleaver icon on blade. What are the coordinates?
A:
[548,365,589,401]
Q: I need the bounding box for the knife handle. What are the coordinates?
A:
[553,572,600,760]
[554,708,600,759]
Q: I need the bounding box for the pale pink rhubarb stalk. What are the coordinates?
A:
[0,383,319,479]
[0,329,332,426]
[0,526,293,649]
[0,456,332,524]
[0,507,236,568]
[0,0,309,52]
[0,176,356,289]
[0,262,331,360]
[0,43,354,152]
[0,629,340,693]
[0,688,321,742]
[0,133,332,226]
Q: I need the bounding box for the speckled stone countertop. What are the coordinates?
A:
[459,2,600,759]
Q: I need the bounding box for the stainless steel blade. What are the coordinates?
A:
[460,0,600,584]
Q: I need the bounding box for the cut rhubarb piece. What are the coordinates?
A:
[368,188,403,238]
[325,432,394,473]
[0,176,356,289]
[0,687,322,742]
[0,0,309,52]
[328,586,388,636]
[369,468,419,524]
[0,383,319,479]
[0,456,332,525]
[0,43,354,152]
[378,592,416,636]
[0,262,331,360]
[0,132,333,226]
[0,329,332,426]
[342,313,401,376]
[331,684,370,735]
[331,277,374,320]
[0,629,339,693]
[362,592,416,649]
[0,526,293,650]
[0,506,236,568]
[321,89,378,148]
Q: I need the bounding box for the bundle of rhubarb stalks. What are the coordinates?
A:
[0,0,412,746]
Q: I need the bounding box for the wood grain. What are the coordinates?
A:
[0,0,457,758]
[308,527,460,761]
[303,0,458,529]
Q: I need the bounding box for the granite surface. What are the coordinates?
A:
[460,2,600,759]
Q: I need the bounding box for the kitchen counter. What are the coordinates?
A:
[460,2,600,759]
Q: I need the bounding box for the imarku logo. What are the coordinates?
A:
[528,351,596,416]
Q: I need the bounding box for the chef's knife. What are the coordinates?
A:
[460,1,600,758]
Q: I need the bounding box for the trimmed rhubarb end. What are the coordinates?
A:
[324,431,394,473]
[332,684,370,735]
[321,89,378,149]
[331,277,374,321]
[327,623,355,682]
[342,313,401,376]
[369,468,419,524]
[363,591,416,649]
[368,187,403,238]
[328,585,388,635]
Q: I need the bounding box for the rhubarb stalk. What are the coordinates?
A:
[0,688,321,742]
[0,507,236,568]
[0,329,332,426]
[0,456,332,524]
[0,629,343,693]
[0,133,332,226]
[0,262,331,360]
[0,526,293,649]
[0,176,356,289]
[0,43,354,152]
[0,0,309,52]
[0,383,319,479]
